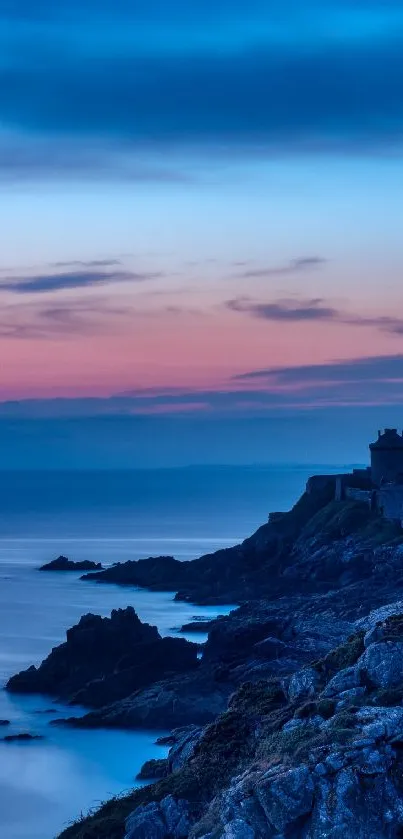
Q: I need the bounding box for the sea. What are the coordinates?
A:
[0,465,347,839]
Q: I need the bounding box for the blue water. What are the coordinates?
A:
[0,465,344,838]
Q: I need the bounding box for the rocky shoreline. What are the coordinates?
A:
[39,555,103,572]
[7,478,403,838]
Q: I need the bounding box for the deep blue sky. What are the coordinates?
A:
[1,1,403,466]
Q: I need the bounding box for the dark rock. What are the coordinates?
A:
[125,802,167,839]
[358,641,403,689]
[222,820,256,838]
[81,486,335,605]
[52,481,403,839]
[203,606,288,666]
[322,666,361,698]
[167,726,203,772]
[125,796,191,839]
[82,555,186,590]
[54,603,348,733]
[136,759,169,781]
[256,765,315,832]
[0,720,10,726]
[180,619,217,634]
[55,670,230,730]
[155,734,176,746]
[160,796,191,838]
[39,555,103,572]
[287,667,320,702]
[2,733,43,742]
[7,606,198,707]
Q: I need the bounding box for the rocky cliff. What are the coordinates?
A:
[58,606,403,839]
[9,486,403,839]
[7,606,198,707]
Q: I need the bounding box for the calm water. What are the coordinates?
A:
[0,465,344,838]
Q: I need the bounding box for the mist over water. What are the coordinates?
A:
[0,465,344,838]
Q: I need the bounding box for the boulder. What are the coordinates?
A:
[125,797,191,839]
[358,642,403,689]
[287,667,320,702]
[160,796,191,838]
[223,820,256,838]
[167,726,204,772]
[257,765,314,831]
[136,759,169,781]
[307,764,403,838]
[125,803,167,839]
[356,603,403,634]
[335,687,367,710]
[322,666,361,697]
[356,706,403,739]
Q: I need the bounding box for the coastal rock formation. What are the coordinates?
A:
[39,555,103,572]
[7,607,198,707]
[125,796,191,839]
[57,608,403,839]
[81,489,403,610]
[53,602,348,731]
[81,485,336,604]
[20,484,403,839]
[83,555,187,590]
[56,670,231,730]
[136,759,169,781]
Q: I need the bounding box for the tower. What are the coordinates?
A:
[369,428,403,486]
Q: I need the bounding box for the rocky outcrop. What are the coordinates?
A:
[358,641,403,688]
[167,727,204,773]
[180,619,217,634]
[78,491,403,616]
[125,796,191,839]
[57,607,403,839]
[136,759,169,781]
[81,486,337,605]
[7,607,198,707]
[83,555,187,590]
[39,555,103,571]
[53,603,348,731]
[55,670,230,730]
[29,488,403,839]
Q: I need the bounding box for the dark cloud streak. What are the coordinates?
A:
[0,269,161,294]
[227,296,403,335]
[50,259,122,269]
[228,296,338,321]
[239,257,327,278]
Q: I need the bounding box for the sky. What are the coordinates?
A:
[1,0,403,466]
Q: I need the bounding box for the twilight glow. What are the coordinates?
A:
[1,1,403,465]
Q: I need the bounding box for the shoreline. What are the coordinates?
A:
[6,473,403,838]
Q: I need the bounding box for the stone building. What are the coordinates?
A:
[306,428,403,527]
[370,428,403,487]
